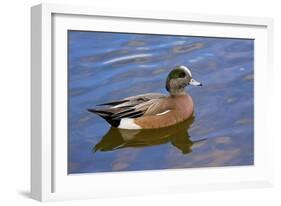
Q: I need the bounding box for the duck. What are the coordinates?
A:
[88,65,202,130]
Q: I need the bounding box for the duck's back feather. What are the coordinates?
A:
[88,93,167,127]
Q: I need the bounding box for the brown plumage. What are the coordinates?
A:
[134,95,194,129]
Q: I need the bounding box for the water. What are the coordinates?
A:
[68,31,254,174]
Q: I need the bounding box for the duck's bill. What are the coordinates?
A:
[189,78,203,86]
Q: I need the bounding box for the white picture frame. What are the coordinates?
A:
[31,3,274,202]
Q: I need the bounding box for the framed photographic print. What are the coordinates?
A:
[31,3,274,201]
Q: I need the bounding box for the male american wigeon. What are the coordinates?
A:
[88,65,202,130]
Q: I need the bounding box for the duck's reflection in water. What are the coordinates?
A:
[93,116,206,154]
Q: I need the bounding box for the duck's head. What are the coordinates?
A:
[166,65,202,96]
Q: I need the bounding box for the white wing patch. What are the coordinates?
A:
[156,110,171,116]
[119,118,142,130]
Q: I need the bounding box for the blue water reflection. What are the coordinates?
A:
[68,31,254,174]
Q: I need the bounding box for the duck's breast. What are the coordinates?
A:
[133,95,194,129]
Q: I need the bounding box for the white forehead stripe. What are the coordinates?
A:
[179,65,192,77]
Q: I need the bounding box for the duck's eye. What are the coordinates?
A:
[178,71,186,78]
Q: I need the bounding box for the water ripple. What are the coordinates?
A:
[102,53,153,65]
[68,31,254,174]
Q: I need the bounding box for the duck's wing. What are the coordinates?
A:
[88,93,169,127]
[97,93,165,108]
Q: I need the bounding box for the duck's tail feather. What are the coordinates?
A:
[87,108,121,127]
[87,108,112,116]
